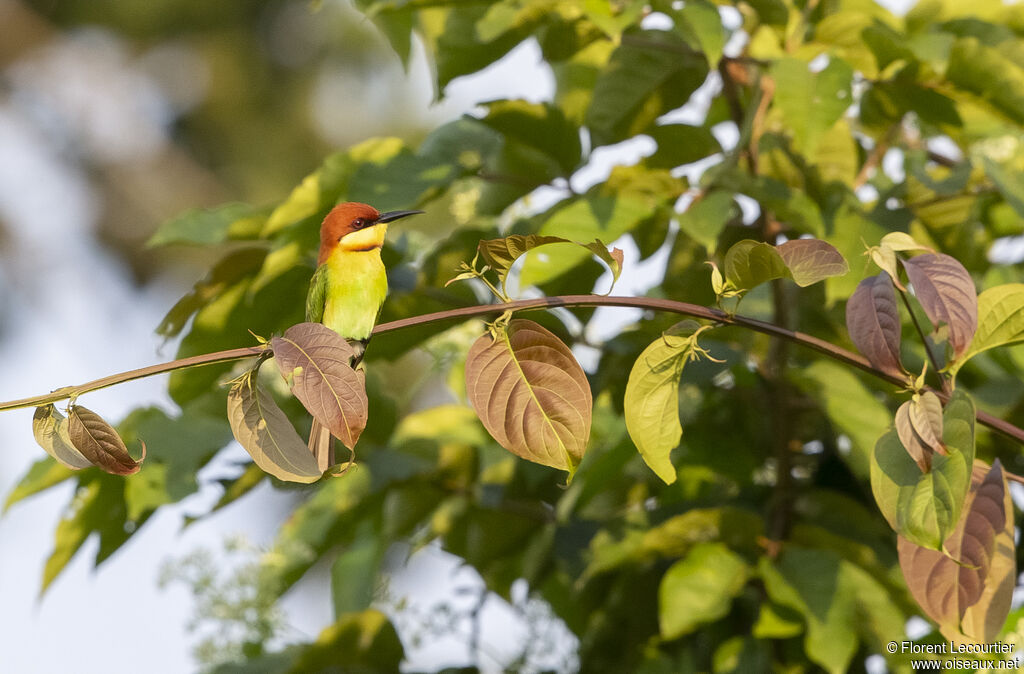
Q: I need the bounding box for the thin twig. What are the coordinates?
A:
[1,295,1022,451]
[897,289,950,394]
[853,123,900,190]
[0,345,267,412]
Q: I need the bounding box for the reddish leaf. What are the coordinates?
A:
[464,319,592,476]
[68,405,144,475]
[776,238,849,287]
[902,253,978,358]
[271,322,368,450]
[898,460,1012,642]
[845,273,904,377]
[32,405,93,470]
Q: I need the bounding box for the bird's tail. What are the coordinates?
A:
[308,419,333,472]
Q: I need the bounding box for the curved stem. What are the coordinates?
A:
[0,346,266,412]
[1,294,1022,451]
[898,289,950,394]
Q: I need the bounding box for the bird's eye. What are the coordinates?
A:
[352,218,365,230]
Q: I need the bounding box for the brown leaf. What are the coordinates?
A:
[894,400,932,472]
[776,238,849,287]
[226,369,322,484]
[271,322,368,450]
[33,405,93,470]
[465,319,592,475]
[898,460,1013,642]
[845,272,904,377]
[68,405,144,475]
[902,253,978,358]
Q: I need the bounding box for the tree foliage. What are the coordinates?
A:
[6,0,1024,672]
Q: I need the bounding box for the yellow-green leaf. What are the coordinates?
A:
[659,542,749,639]
[871,390,974,549]
[624,332,707,484]
[950,283,1024,376]
[32,405,93,470]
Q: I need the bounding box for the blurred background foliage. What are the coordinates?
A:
[4,0,1024,672]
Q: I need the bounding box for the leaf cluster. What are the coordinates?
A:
[8,0,1024,672]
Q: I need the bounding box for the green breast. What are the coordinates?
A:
[322,248,388,340]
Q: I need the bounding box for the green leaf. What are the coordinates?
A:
[947,37,1024,125]
[776,238,849,287]
[261,469,372,597]
[624,330,717,484]
[753,601,804,639]
[292,610,403,671]
[646,123,721,169]
[4,457,75,513]
[584,506,764,579]
[983,157,1024,219]
[118,407,233,517]
[870,389,975,549]
[226,368,323,484]
[464,319,592,477]
[215,609,404,673]
[424,3,543,91]
[759,546,904,674]
[798,361,891,478]
[673,0,725,66]
[146,202,262,248]
[477,99,582,175]
[331,521,382,616]
[391,404,489,447]
[743,0,788,25]
[519,193,656,288]
[772,57,854,156]
[586,28,709,147]
[261,150,358,237]
[32,405,93,470]
[723,239,788,292]
[156,248,268,339]
[951,283,1024,376]
[43,473,130,592]
[677,191,734,251]
[347,143,462,211]
[553,39,614,125]
[476,234,624,294]
[659,542,749,639]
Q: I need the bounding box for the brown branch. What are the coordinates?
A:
[854,123,900,190]
[897,288,950,394]
[0,346,267,412]
[1,294,1023,450]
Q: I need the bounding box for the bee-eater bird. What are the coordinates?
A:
[305,201,422,470]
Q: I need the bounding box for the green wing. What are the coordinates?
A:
[305,263,329,324]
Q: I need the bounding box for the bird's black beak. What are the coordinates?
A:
[376,209,424,224]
